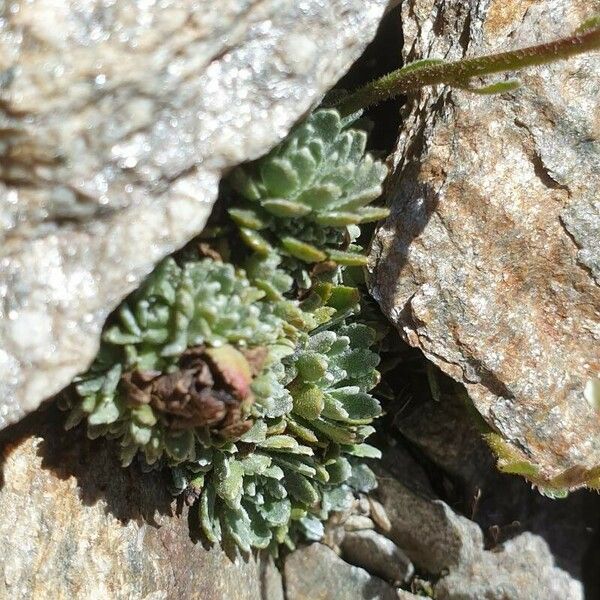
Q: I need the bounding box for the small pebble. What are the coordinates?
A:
[343,515,375,532]
[369,497,392,532]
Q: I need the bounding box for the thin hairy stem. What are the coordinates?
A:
[336,23,600,115]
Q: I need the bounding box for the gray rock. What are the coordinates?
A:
[285,543,401,600]
[374,472,584,597]
[369,0,600,487]
[435,532,583,600]
[374,475,483,574]
[0,0,390,430]
[341,529,414,584]
[0,406,284,599]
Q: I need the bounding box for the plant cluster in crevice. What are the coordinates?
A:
[62,108,390,554]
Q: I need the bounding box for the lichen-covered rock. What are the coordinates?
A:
[284,543,400,600]
[370,0,600,489]
[0,407,283,600]
[0,0,390,430]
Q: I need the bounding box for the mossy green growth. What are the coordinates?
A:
[228,109,389,278]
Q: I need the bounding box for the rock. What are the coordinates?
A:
[374,474,483,574]
[285,543,400,600]
[393,371,500,502]
[341,529,414,584]
[391,377,600,581]
[343,515,376,532]
[374,473,584,597]
[0,406,284,599]
[0,0,390,430]
[369,0,600,487]
[435,532,584,600]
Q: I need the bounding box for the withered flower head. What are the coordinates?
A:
[120,345,266,439]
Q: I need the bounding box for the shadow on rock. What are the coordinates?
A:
[0,399,173,527]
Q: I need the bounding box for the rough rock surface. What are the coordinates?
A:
[374,475,483,574]
[341,529,414,584]
[435,532,583,600]
[0,406,283,599]
[0,0,390,429]
[374,474,583,599]
[284,543,400,600]
[392,373,600,580]
[370,0,600,486]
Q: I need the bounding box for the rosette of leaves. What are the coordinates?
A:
[170,320,383,553]
[227,109,389,271]
[63,257,303,467]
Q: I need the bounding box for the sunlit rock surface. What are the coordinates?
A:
[370,0,600,487]
[0,406,284,599]
[0,0,389,428]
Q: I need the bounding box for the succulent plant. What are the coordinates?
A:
[169,320,382,553]
[63,257,299,466]
[63,106,392,554]
[63,253,383,552]
[227,109,389,271]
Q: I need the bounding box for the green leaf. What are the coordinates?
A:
[222,507,253,553]
[273,455,317,478]
[463,79,522,95]
[285,417,319,444]
[131,404,157,426]
[228,207,266,230]
[239,453,272,475]
[88,395,120,425]
[215,456,245,509]
[313,211,361,226]
[239,227,273,254]
[284,470,319,505]
[200,486,222,544]
[259,435,301,451]
[299,515,325,541]
[164,430,195,462]
[260,498,292,527]
[261,157,300,197]
[397,58,445,74]
[281,237,327,263]
[327,249,368,266]
[295,352,328,382]
[291,384,325,420]
[261,199,312,218]
[354,206,390,223]
[289,147,317,187]
[230,167,262,200]
[326,456,352,485]
[342,443,382,459]
[347,463,378,493]
[312,418,357,444]
[296,183,341,210]
[328,389,381,422]
[129,422,152,445]
[240,420,268,443]
[327,286,360,312]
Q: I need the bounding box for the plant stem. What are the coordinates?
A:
[336,25,600,115]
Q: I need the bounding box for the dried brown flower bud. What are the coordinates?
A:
[120,345,266,439]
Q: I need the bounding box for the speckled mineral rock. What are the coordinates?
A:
[370,0,600,488]
[0,0,389,429]
[0,406,284,599]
